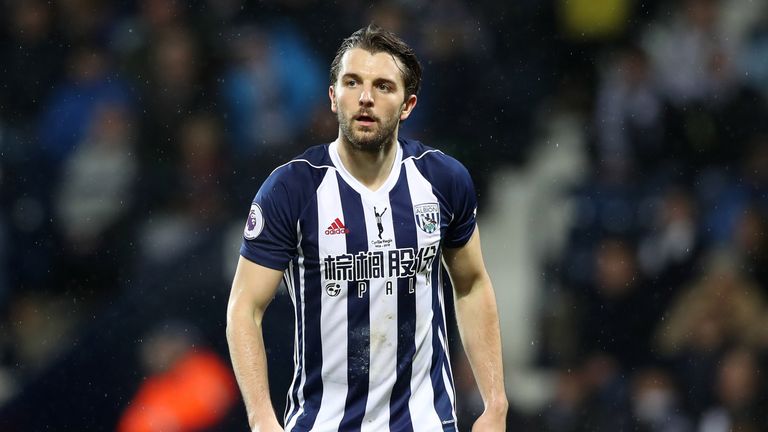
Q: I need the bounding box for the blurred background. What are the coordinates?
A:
[1,0,767,430]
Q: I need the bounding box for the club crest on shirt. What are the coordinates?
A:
[414,203,440,234]
[244,203,264,240]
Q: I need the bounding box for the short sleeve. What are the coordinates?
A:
[443,162,478,248]
[239,171,298,270]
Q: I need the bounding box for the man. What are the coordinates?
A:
[227,24,507,432]
[373,206,387,239]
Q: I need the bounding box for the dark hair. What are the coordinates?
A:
[329,24,422,98]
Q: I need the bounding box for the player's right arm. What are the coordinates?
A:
[226,256,285,432]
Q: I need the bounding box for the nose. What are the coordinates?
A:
[359,85,373,106]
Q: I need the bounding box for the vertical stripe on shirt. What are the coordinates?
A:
[289,177,324,431]
[430,259,457,429]
[310,170,351,431]
[388,168,418,432]
[284,257,304,425]
[359,193,398,432]
[337,174,371,431]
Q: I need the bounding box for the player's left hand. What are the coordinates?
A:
[471,409,507,431]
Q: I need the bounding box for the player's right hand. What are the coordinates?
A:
[471,409,507,431]
[251,419,284,432]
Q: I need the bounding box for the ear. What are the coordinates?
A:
[399,94,418,121]
[329,85,337,113]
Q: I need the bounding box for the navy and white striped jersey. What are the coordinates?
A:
[240,138,477,432]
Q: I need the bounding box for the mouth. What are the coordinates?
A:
[354,114,377,126]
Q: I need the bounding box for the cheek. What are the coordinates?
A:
[336,92,354,110]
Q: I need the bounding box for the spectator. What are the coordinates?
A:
[54,103,138,255]
[594,43,666,181]
[176,113,230,220]
[139,24,210,169]
[220,23,324,156]
[0,0,65,129]
[655,250,766,415]
[540,355,630,431]
[637,186,701,294]
[657,252,766,356]
[740,15,768,98]
[138,113,229,265]
[700,136,768,246]
[644,0,768,173]
[540,366,594,432]
[642,0,734,106]
[54,0,115,45]
[117,321,238,432]
[576,237,661,369]
[37,45,131,164]
[697,347,765,432]
[629,368,693,432]
[731,205,768,295]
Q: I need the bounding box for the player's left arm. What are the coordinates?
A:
[443,226,508,431]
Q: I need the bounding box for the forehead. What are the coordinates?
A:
[338,48,405,86]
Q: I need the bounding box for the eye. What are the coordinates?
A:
[345,79,358,87]
[377,83,392,92]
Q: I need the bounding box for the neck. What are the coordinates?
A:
[335,134,399,190]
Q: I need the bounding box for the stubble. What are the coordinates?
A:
[337,106,401,153]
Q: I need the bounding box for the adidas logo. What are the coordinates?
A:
[324,218,349,235]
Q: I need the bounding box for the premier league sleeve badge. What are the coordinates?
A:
[244,203,265,240]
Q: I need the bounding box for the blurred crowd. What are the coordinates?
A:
[526,0,768,430]
[0,0,767,430]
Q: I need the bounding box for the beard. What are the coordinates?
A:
[337,107,401,153]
